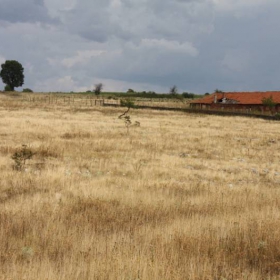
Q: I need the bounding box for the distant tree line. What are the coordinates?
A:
[0,60,207,98]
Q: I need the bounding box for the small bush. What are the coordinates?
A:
[22,88,33,93]
[118,99,140,134]
[11,145,35,171]
[182,92,195,99]
[120,99,135,108]
[262,96,277,107]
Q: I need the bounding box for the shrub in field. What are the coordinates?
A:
[274,113,280,120]
[120,99,135,109]
[122,116,140,134]
[11,145,35,171]
[22,88,33,93]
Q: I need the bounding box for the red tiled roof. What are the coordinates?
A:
[192,92,280,105]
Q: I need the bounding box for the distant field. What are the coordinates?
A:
[0,93,280,279]
[0,92,192,109]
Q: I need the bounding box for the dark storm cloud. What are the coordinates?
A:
[1,0,280,93]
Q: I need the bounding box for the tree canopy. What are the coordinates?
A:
[94,83,103,95]
[0,60,24,91]
[262,96,277,107]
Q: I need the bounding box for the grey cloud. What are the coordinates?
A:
[57,0,214,43]
[1,0,280,93]
[0,0,58,24]
[60,0,130,42]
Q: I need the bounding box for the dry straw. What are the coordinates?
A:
[0,92,280,279]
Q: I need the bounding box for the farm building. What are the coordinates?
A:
[190,91,280,113]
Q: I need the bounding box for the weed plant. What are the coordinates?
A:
[11,144,35,170]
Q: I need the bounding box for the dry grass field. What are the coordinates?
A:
[0,93,280,279]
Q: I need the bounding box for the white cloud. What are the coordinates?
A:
[139,39,199,56]
[35,75,86,92]
[62,50,107,68]
[34,75,167,93]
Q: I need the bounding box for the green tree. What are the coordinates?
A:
[262,96,277,107]
[262,95,277,114]
[94,83,103,95]
[182,92,195,99]
[214,89,223,93]
[0,60,24,91]
[22,88,33,93]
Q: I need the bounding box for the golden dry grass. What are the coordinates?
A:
[1,93,280,279]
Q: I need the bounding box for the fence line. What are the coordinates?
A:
[2,95,277,119]
[17,95,189,109]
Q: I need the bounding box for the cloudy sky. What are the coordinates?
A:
[0,0,280,94]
